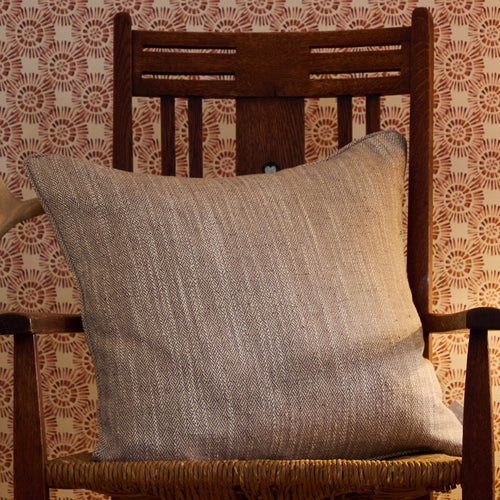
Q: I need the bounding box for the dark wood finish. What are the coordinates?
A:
[423,306,499,500]
[0,313,33,335]
[130,28,411,98]
[337,95,353,148]
[113,13,133,172]
[236,98,305,175]
[0,313,83,335]
[114,10,421,181]
[114,9,418,181]
[466,306,500,330]
[422,307,500,333]
[365,95,381,134]
[422,311,468,333]
[407,8,434,319]
[133,74,408,100]
[463,329,495,500]
[188,97,203,178]
[14,334,49,499]
[160,96,175,176]
[4,7,499,499]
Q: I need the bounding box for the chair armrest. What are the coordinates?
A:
[422,307,499,499]
[0,312,83,335]
[422,307,500,333]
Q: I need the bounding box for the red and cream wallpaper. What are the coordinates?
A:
[0,1,499,499]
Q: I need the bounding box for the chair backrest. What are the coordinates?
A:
[113,8,434,325]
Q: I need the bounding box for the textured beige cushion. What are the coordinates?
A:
[26,131,462,461]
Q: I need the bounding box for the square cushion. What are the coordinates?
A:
[26,131,462,461]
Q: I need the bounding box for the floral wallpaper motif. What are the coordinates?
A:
[0,1,499,499]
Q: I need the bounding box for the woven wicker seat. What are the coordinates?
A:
[1,6,499,500]
[46,452,462,499]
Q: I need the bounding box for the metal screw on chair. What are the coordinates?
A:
[262,161,280,173]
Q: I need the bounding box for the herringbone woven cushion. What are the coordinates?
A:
[26,131,462,461]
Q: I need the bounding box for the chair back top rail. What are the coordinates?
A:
[131,28,411,98]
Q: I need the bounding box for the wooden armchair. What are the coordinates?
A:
[1,7,500,499]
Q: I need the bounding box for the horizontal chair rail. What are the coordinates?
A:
[134,27,410,49]
[133,77,410,98]
[137,50,405,76]
[138,50,404,76]
[138,53,237,74]
[422,307,500,333]
[308,50,405,73]
[0,313,83,335]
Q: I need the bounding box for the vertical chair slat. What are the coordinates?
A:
[161,97,176,176]
[14,334,49,500]
[337,95,353,148]
[365,95,381,135]
[236,98,305,175]
[188,97,203,178]
[113,13,133,172]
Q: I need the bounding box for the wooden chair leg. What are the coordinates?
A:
[462,329,495,500]
[14,333,49,499]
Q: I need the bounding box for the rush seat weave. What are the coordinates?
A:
[46,453,461,499]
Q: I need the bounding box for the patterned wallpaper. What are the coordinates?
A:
[0,0,499,499]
